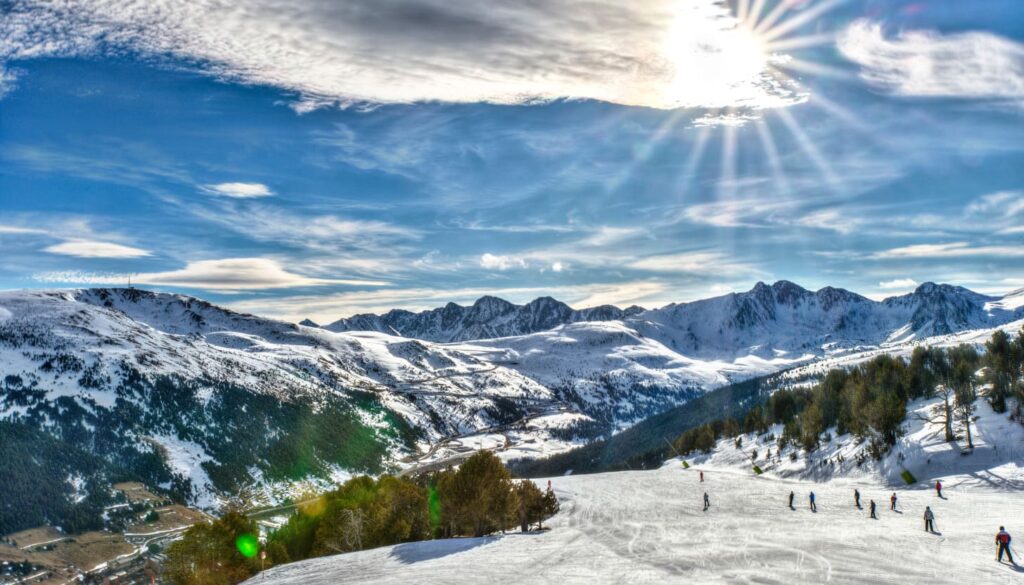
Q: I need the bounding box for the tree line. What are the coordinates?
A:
[164,451,558,585]
[674,328,1024,460]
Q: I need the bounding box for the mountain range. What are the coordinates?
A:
[324,280,1024,357]
[325,295,645,342]
[0,281,1022,533]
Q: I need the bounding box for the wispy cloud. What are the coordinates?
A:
[35,258,387,291]
[838,20,1024,102]
[202,182,273,198]
[967,190,1024,217]
[181,203,420,277]
[629,251,760,276]
[0,0,805,111]
[44,240,151,258]
[872,242,1024,259]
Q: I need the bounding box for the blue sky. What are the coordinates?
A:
[1,0,1023,323]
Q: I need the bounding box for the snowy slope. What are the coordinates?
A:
[454,320,812,426]
[688,396,1024,491]
[248,462,1024,585]
[0,289,560,509]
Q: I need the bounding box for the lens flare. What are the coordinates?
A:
[236,533,259,558]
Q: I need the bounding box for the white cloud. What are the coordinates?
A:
[0,225,49,235]
[878,278,918,290]
[0,0,805,110]
[44,240,151,258]
[872,242,1024,259]
[35,258,387,291]
[681,197,793,229]
[550,262,564,273]
[838,20,1024,101]
[630,251,759,275]
[967,191,1024,217]
[182,204,419,278]
[479,253,527,271]
[202,182,274,198]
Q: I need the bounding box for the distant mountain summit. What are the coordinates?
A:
[324,295,645,342]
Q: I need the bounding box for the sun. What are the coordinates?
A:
[659,2,784,110]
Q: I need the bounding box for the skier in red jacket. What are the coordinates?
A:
[935,480,943,498]
[996,527,1014,564]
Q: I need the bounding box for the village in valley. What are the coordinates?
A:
[1,483,209,585]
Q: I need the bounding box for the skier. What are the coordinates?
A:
[890,492,898,511]
[854,488,861,509]
[703,492,710,511]
[869,500,877,519]
[788,491,795,509]
[935,480,943,498]
[924,506,935,532]
[809,491,817,512]
[700,471,704,483]
[996,527,1014,564]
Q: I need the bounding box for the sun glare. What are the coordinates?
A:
[661,5,773,109]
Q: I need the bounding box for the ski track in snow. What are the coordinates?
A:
[248,464,1024,584]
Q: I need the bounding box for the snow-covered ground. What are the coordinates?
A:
[250,395,1024,584]
[689,397,1024,490]
[248,463,1024,584]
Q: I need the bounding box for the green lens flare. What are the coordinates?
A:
[236,533,259,558]
[427,484,441,532]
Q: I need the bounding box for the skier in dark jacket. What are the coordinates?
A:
[703,492,710,511]
[854,489,861,508]
[809,491,817,512]
[924,507,935,532]
[890,492,898,511]
[869,500,877,519]
[996,527,1014,564]
[788,491,795,509]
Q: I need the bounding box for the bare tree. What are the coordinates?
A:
[322,508,364,553]
[953,360,977,450]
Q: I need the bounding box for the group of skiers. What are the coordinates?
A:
[695,471,1015,566]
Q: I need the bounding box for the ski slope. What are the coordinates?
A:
[249,464,1024,584]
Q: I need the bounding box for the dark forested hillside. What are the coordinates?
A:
[511,374,782,477]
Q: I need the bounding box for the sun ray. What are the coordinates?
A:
[765,32,836,52]
[737,0,753,25]
[745,0,770,30]
[761,0,850,44]
[772,57,857,80]
[775,106,838,188]
[754,0,794,36]
[717,114,739,199]
[755,116,790,194]
[678,124,712,200]
[606,110,686,192]
[807,92,869,133]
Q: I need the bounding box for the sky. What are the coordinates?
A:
[1,0,1023,324]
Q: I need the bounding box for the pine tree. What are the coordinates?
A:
[539,483,560,530]
[952,353,978,449]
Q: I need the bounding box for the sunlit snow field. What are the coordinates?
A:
[248,460,1024,584]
